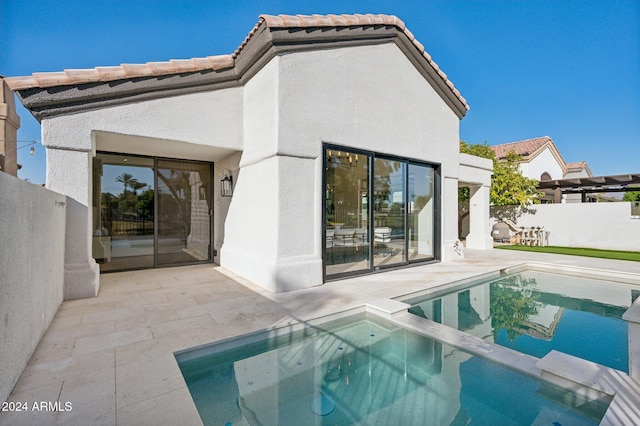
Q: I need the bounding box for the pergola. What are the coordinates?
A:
[538,173,640,203]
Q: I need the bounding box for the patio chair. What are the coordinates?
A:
[334,228,357,261]
[374,227,392,256]
[491,223,511,243]
[352,228,369,261]
[325,229,335,263]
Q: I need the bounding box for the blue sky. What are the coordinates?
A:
[2,0,639,183]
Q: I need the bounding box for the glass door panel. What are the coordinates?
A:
[325,149,370,276]
[93,154,155,272]
[408,163,435,261]
[157,160,212,266]
[374,158,406,267]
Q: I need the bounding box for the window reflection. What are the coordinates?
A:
[93,154,155,271]
[157,160,212,266]
[93,153,212,272]
[373,158,405,267]
[325,149,370,275]
[408,164,435,261]
[324,146,439,279]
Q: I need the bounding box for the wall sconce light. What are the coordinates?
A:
[220,169,233,197]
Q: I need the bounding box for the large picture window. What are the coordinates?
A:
[323,145,440,280]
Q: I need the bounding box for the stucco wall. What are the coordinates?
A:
[496,203,640,251]
[41,88,243,154]
[519,147,564,181]
[277,43,460,170]
[0,173,66,403]
[222,42,463,290]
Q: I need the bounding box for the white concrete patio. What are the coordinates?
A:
[1,249,639,425]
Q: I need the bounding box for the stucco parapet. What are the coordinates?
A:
[459,152,493,172]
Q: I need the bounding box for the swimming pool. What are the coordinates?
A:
[407,269,638,372]
[176,313,607,425]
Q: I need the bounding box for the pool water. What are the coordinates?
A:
[408,270,638,372]
[176,314,607,426]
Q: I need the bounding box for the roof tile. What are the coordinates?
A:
[310,14,334,26]
[120,64,154,78]
[208,55,234,70]
[327,14,348,26]
[33,72,71,87]
[4,76,37,90]
[354,13,373,25]
[566,161,587,170]
[63,69,99,84]
[169,60,198,73]
[413,39,425,54]
[403,27,416,42]
[95,66,128,81]
[147,62,177,76]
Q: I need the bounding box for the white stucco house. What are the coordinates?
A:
[7,14,492,299]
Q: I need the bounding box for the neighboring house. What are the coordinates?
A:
[491,136,592,202]
[0,77,21,176]
[7,14,492,298]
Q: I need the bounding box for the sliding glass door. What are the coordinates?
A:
[93,154,155,271]
[93,153,213,272]
[408,163,436,261]
[373,157,405,268]
[324,145,439,280]
[157,160,212,266]
[325,148,370,276]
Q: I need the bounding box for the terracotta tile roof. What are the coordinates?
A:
[5,55,234,91]
[566,161,587,170]
[5,13,468,112]
[490,136,554,160]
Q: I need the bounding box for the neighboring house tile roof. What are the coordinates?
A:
[6,13,468,119]
[491,136,592,178]
[491,136,556,160]
[565,161,593,178]
[566,161,587,170]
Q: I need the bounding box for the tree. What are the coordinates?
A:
[130,180,147,196]
[490,151,542,208]
[459,141,542,236]
[136,188,154,220]
[116,173,135,196]
[622,188,640,202]
[490,274,541,341]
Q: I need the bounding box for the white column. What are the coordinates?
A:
[46,147,99,299]
[443,176,462,261]
[221,155,323,292]
[466,184,493,250]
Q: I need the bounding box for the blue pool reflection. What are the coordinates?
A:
[408,270,637,372]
